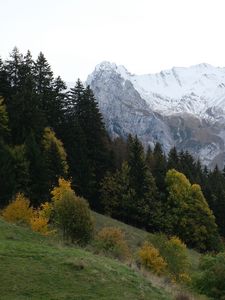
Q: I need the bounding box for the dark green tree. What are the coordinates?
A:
[101,162,135,223]
[128,136,159,229]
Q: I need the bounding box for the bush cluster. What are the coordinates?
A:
[95,227,130,260]
[2,193,53,235]
[2,193,33,225]
[1,178,94,243]
[138,242,167,275]
[138,233,190,281]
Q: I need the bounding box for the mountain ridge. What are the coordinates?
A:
[86,61,225,169]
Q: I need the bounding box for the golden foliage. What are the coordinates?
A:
[39,201,53,219]
[138,242,167,275]
[2,193,33,225]
[30,213,50,235]
[167,236,186,251]
[51,178,73,202]
[96,227,130,261]
[30,202,54,236]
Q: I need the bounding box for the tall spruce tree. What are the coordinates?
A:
[100,161,135,223]
[128,136,158,229]
[24,132,48,205]
[204,166,225,237]
[64,81,111,209]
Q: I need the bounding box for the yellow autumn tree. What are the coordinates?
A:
[165,169,222,251]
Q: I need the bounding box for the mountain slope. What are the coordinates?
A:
[0,218,172,300]
[87,62,225,168]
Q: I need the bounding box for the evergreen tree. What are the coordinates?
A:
[8,78,45,144]
[5,47,23,89]
[0,141,16,207]
[167,146,179,170]
[10,144,30,195]
[205,166,225,237]
[0,97,10,140]
[101,162,135,223]
[128,136,158,229]
[0,58,11,99]
[152,142,167,189]
[179,150,196,183]
[25,132,48,205]
[64,81,111,209]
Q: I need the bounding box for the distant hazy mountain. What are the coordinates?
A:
[86,61,225,168]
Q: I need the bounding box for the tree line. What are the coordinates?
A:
[0,48,225,251]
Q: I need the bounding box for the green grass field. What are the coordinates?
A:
[0,218,173,300]
[0,211,210,300]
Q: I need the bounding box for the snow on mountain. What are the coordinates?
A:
[87,61,225,168]
[88,61,225,120]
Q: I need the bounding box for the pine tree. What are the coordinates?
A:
[0,141,16,207]
[101,162,135,223]
[0,97,10,140]
[34,52,56,127]
[5,47,23,89]
[0,58,11,99]
[205,166,225,237]
[64,82,111,209]
[128,136,158,229]
[167,146,179,170]
[151,142,167,190]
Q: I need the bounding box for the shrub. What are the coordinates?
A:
[2,193,33,225]
[29,202,54,236]
[51,179,93,244]
[30,212,50,235]
[96,227,130,260]
[194,252,225,299]
[149,234,190,281]
[138,242,167,275]
[165,237,190,282]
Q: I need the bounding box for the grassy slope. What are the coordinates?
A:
[93,212,208,300]
[0,218,172,300]
[93,212,201,269]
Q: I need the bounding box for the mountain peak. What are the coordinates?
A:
[86,61,225,168]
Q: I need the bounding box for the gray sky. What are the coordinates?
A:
[1,0,225,81]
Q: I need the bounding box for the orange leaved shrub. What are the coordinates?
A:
[29,202,54,236]
[138,242,167,275]
[2,193,33,225]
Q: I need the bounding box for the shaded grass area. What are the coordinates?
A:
[0,218,172,300]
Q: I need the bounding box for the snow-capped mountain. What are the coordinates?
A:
[86,61,225,168]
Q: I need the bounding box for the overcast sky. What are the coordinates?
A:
[1,0,225,81]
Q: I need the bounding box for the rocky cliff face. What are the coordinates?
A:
[86,62,225,168]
